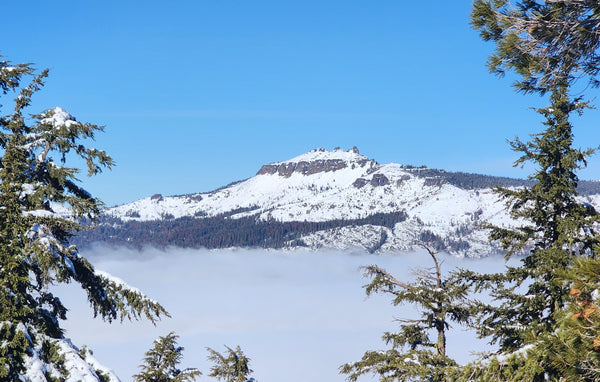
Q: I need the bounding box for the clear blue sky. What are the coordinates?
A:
[3,1,600,206]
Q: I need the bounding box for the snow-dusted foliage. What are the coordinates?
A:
[12,321,121,381]
[0,58,168,380]
[341,247,472,381]
[133,332,201,382]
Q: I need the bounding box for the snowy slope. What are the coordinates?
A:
[102,147,598,257]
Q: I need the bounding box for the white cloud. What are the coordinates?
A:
[54,247,506,382]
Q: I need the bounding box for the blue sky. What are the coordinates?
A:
[3,0,600,206]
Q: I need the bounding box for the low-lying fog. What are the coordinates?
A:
[54,247,508,382]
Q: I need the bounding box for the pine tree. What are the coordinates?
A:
[0,57,169,380]
[133,332,201,382]
[340,246,472,381]
[459,1,600,380]
[542,258,600,381]
[471,0,600,95]
[206,345,253,382]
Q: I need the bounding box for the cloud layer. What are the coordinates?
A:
[54,247,506,382]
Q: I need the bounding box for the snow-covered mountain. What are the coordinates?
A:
[82,147,600,257]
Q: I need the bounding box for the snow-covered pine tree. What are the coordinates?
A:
[458,1,600,380]
[340,247,472,381]
[206,345,253,382]
[0,57,168,380]
[133,332,201,382]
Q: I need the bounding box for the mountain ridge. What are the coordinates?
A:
[75,147,600,257]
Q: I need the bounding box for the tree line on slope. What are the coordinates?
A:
[73,211,408,250]
[404,165,600,195]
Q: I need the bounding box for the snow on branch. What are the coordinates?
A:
[40,107,78,129]
[93,269,170,324]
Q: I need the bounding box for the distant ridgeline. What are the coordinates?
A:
[401,165,600,195]
[73,159,600,254]
[74,211,408,250]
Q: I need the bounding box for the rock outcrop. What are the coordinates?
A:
[256,147,373,177]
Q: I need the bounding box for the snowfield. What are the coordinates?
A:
[105,147,599,257]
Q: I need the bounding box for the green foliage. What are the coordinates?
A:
[206,345,253,382]
[0,56,168,379]
[449,351,545,382]
[471,0,600,94]
[133,332,201,382]
[462,1,600,380]
[39,339,68,377]
[340,248,473,381]
[0,322,29,380]
[341,348,456,382]
[539,258,600,381]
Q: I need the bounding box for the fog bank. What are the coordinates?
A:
[55,247,506,382]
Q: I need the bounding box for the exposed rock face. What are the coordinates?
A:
[257,159,371,177]
[424,177,446,187]
[256,147,376,177]
[187,194,203,202]
[370,173,390,187]
[151,194,164,202]
[353,178,368,188]
[396,175,411,187]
